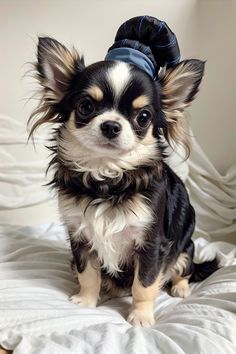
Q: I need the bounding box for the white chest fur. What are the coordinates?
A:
[59,193,153,275]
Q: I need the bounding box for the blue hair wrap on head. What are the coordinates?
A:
[105,47,156,78]
[105,16,180,79]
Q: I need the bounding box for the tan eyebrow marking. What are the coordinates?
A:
[132,95,149,109]
[85,85,104,101]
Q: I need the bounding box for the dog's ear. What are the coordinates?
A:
[28,37,85,138]
[159,59,205,157]
[37,37,84,100]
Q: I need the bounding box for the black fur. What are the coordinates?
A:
[190,258,220,282]
[29,37,219,308]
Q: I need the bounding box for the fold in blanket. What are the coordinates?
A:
[187,137,236,243]
[0,224,235,354]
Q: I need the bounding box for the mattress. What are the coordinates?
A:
[0,223,236,354]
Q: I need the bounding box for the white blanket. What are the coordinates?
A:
[0,114,236,352]
[0,224,235,354]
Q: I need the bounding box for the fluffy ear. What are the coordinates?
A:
[160,59,205,157]
[37,36,84,100]
[28,37,85,138]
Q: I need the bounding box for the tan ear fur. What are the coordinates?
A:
[28,37,84,139]
[160,60,205,158]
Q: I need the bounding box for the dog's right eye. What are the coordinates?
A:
[77,98,94,116]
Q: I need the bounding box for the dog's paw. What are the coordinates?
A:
[127,309,155,328]
[70,294,97,308]
[171,283,191,298]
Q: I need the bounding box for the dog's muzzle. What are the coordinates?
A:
[100,121,122,139]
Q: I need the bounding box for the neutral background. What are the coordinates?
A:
[0,0,235,174]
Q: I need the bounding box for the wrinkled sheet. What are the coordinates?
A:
[0,114,236,353]
[0,224,235,354]
[0,114,52,209]
[186,138,236,244]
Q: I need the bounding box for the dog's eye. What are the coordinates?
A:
[136,110,151,127]
[77,99,94,116]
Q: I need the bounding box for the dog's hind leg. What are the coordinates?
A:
[170,242,194,298]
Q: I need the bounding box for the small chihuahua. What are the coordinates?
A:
[29,16,218,327]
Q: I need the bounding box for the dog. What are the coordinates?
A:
[28,16,219,327]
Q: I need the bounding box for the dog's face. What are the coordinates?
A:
[65,60,162,156]
[29,37,204,167]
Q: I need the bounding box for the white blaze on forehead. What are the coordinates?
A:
[107,61,131,98]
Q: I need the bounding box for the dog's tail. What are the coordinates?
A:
[189,257,220,282]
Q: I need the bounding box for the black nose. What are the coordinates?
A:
[100,121,122,139]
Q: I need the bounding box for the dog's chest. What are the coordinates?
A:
[59,193,153,274]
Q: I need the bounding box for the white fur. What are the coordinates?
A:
[58,113,158,181]
[107,61,131,98]
[67,110,136,154]
[59,193,153,275]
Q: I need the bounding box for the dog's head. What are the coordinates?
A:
[29,34,204,173]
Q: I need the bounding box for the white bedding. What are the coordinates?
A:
[0,224,236,354]
[1,114,236,353]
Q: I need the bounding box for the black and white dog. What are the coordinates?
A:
[29,16,218,327]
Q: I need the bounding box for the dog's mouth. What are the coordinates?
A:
[96,139,134,153]
[98,141,118,149]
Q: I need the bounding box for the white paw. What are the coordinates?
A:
[171,284,191,298]
[70,294,97,308]
[127,309,155,328]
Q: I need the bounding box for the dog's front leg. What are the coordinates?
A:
[128,260,163,327]
[70,239,101,308]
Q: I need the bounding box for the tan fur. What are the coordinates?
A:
[167,252,191,298]
[171,276,191,298]
[127,263,164,327]
[0,348,12,354]
[165,252,189,283]
[172,252,189,276]
[161,61,199,158]
[132,95,149,109]
[39,43,79,99]
[85,85,104,101]
[28,42,80,139]
[142,124,156,146]
[71,259,101,307]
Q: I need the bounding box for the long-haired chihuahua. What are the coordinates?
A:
[28,16,219,327]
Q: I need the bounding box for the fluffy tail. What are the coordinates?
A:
[190,257,220,282]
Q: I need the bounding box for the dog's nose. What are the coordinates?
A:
[100,121,122,139]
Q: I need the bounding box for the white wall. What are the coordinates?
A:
[190,0,236,174]
[0,0,235,174]
[0,0,198,128]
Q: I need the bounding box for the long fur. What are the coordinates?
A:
[28,36,219,326]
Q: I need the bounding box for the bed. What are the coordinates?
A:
[0,115,236,353]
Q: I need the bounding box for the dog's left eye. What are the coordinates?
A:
[136,110,152,127]
[77,98,94,116]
